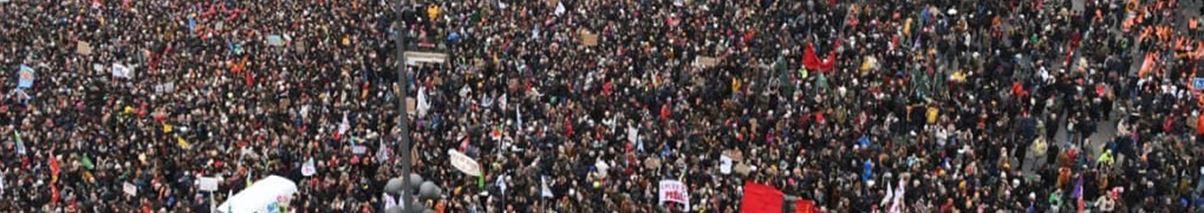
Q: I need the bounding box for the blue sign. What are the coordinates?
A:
[17,65,34,89]
[1194,78,1204,90]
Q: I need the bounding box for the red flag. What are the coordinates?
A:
[50,184,60,204]
[243,70,255,87]
[802,41,840,72]
[796,199,818,213]
[741,181,784,213]
[1197,115,1204,136]
[49,151,61,179]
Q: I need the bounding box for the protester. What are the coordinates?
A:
[1,0,1203,212]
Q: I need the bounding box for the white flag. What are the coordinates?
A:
[540,176,553,198]
[417,86,430,118]
[338,114,350,135]
[376,140,391,163]
[496,175,507,195]
[881,182,894,206]
[382,193,398,210]
[554,2,566,16]
[890,180,906,213]
[516,106,523,131]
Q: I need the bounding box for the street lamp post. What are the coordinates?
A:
[395,2,412,212]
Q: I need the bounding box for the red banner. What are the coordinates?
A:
[796,199,818,213]
[741,181,820,213]
[741,181,784,213]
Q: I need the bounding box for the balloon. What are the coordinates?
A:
[384,178,404,195]
[384,206,402,213]
[405,200,426,213]
[409,173,424,191]
[419,181,441,199]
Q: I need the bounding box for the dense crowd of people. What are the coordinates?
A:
[2,0,1204,212]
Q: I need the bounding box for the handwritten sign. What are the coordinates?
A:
[658,180,690,209]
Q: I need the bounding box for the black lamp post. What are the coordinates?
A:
[394,2,413,212]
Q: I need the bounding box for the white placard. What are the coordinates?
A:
[301,158,316,177]
[658,180,690,209]
[123,182,137,196]
[198,177,219,192]
[448,149,482,176]
[720,155,733,175]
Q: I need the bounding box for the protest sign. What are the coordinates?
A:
[155,82,176,94]
[198,177,219,192]
[405,98,417,115]
[77,41,93,55]
[266,35,285,46]
[112,63,132,79]
[301,158,316,177]
[658,180,690,210]
[123,182,137,196]
[17,65,34,89]
[579,30,598,46]
[693,56,719,68]
[594,160,609,177]
[720,155,733,175]
[448,149,482,176]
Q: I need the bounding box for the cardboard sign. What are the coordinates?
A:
[694,56,719,68]
[77,41,93,55]
[17,65,34,89]
[448,149,482,176]
[405,98,417,115]
[658,180,690,209]
[123,182,137,196]
[198,177,219,192]
[579,30,598,46]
